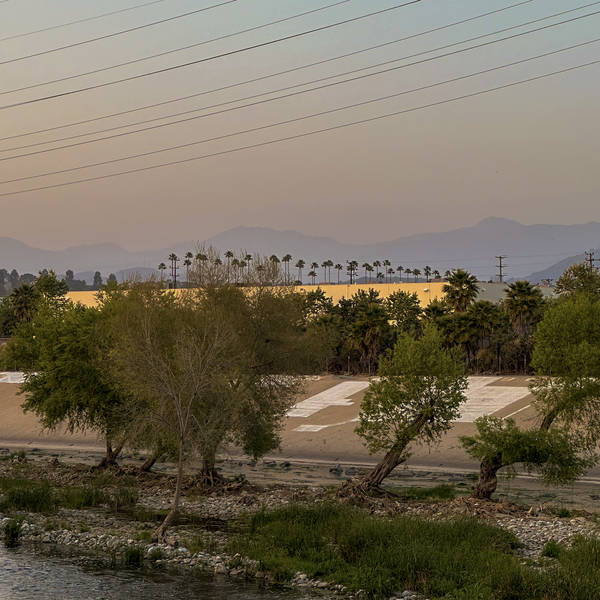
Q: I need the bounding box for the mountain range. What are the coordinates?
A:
[1,217,598,283]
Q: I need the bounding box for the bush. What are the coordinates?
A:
[3,518,22,548]
[392,484,456,500]
[123,546,144,568]
[148,547,165,562]
[542,540,564,559]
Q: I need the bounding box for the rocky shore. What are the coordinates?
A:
[1,456,600,600]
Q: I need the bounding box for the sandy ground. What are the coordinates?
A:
[2,377,600,510]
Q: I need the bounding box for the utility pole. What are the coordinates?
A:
[495,255,507,283]
[584,250,599,271]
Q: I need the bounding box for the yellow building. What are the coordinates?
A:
[67,282,445,309]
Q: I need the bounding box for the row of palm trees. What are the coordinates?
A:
[158,252,449,287]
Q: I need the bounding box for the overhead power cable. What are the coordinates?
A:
[1,57,598,198]
[0,0,535,144]
[0,0,244,65]
[3,9,599,160]
[0,1,422,109]
[3,38,597,185]
[0,0,169,44]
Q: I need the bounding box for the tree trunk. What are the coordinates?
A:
[154,440,184,543]
[363,446,407,488]
[472,455,504,499]
[140,449,159,473]
[97,440,123,469]
[197,454,223,487]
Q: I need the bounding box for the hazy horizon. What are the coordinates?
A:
[1,0,599,250]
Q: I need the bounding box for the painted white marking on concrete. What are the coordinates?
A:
[287,381,369,418]
[0,372,25,384]
[455,377,530,423]
[294,418,360,432]
[503,404,532,419]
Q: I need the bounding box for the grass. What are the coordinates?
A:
[228,502,600,600]
[123,546,144,568]
[58,486,108,509]
[389,484,457,501]
[0,478,56,512]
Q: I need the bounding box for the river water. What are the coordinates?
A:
[0,545,311,600]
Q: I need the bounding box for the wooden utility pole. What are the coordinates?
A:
[585,250,599,271]
[495,256,507,283]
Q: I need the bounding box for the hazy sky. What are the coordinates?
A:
[1,0,598,251]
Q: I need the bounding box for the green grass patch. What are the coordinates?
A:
[389,484,457,501]
[58,486,108,509]
[123,546,144,568]
[0,478,56,512]
[229,503,600,599]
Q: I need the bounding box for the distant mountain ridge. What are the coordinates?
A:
[1,217,599,282]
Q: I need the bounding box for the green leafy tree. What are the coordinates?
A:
[554,262,600,298]
[347,326,467,492]
[385,290,422,335]
[465,293,600,498]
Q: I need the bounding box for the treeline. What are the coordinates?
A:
[0,257,599,539]
[0,268,117,297]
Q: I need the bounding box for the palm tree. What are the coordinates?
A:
[225,250,234,283]
[239,260,247,283]
[168,253,179,289]
[444,270,452,280]
[10,284,39,321]
[282,254,292,284]
[335,263,343,284]
[424,265,432,283]
[504,280,544,337]
[362,262,371,282]
[366,264,374,282]
[347,260,358,284]
[195,253,208,285]
[231,258,240,283]
[413,268,421,282]
[295,259,305,283]
[376,272,384,283]
[433,269,441,280]
[383,259,391,282]
[396,265,404,282]
[183,253,192,288]
[405,268,412,281]
[387,267,394,282]
[442,269,480,312]
[322,259,333,283]
[308,270,317,285]
[244,254,253,278]
[373,260,381,280]
[157,262,167,284]
[310,262,319,282]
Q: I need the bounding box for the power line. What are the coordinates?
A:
[0,0,169,44]
[4,37,598,181]
[1,57,598,198]
[0,0,243,65]
[0,1,422,109]
[0,0,535,143]
[3,11,599,161]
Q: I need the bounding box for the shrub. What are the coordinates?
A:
[3,518,22,548]
[148,547,165,562]
[123,546,144,568]
[108,488,138,512]
[542,540,564,559]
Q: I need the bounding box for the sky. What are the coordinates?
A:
[0,0,599,251]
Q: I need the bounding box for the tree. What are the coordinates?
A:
[334,263,343,284]
[385,290,422,335]
[362,263,371,282]
[443,269,479,312]
[308,270,317,285]
[373,260,381,279]
[396,265,404,282]
[555,262,600,298]
[346,326,467,492]
[347,260,358,284]
[504,280,544,337]
[465,293,600,498]
[157,263,167,284]
[184,252,193,288]
[282,254,292,284]
[462,417,592,500]
[19,302,130,468]
[107,273,117,284]
[424,266,432,283]
[92,271,103,289]
[225,250,234,283]
[295,259,305,284]
[412,268,421,282]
